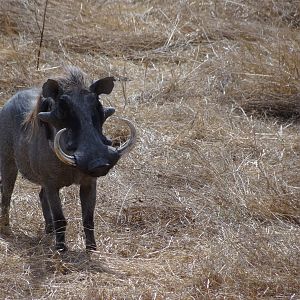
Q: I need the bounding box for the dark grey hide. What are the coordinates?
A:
[0,68,121,251]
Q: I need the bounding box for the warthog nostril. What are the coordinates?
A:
[88,159,111,172]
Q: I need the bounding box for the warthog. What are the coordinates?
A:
[0,67,136,251]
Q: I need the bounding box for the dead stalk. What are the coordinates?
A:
[36,0,49,70]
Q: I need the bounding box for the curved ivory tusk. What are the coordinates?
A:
[53,128,77,166]
[110,117,137,157]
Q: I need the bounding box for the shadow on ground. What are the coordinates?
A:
[1,230,116,289]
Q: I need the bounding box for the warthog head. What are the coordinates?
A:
[36,69,136,177]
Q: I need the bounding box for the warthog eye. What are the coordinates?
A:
[55,95,74,123]
[92,101,105,129]
[59,95,70,112]
[92,113,100,128]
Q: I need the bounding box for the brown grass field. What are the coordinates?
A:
[0,0,300,299]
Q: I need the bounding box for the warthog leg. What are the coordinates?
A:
[39,188,54,234]
[44,187,67,252]
[80,180,97,251]
[0,158,17,235]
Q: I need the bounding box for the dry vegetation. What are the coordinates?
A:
[0,0,300,299]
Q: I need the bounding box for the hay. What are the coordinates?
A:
[240,93,300,119]
[0,0,300,299]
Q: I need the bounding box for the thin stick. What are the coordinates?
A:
[116,184,135,225]
[36,0,49,70]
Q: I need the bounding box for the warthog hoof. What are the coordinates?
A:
[45,224,54,234]
[86,244,97,252]
[0,215,12,235]
[0,225,12,236]
[56,243,68,252]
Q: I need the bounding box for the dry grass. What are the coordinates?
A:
[0,0,300,299]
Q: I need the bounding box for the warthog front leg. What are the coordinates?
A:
[0,158,17,235]
[44,187,67,252]
[39,188,54,234]
[80,180,97,251]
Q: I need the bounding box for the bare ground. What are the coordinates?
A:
[0,0,299,299]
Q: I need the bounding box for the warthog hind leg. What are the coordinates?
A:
[0,158,17,235]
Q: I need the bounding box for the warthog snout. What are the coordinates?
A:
[87,157,116,176]
[76,146,120,177]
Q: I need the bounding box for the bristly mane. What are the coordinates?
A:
[57,66,89,92]
[23,66,89,136]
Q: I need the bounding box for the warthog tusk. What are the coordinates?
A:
[110,117,137,157]
[53,128,77,166]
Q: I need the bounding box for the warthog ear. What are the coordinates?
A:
[90,77,115,95]
[104,107,115,120]
[42,79,62,100]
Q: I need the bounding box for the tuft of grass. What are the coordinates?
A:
[0,0,300,299]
